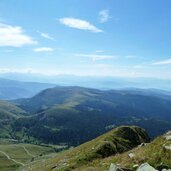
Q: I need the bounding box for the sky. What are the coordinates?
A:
[0,0,171,79]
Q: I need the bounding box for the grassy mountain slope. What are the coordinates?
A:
[10,86,171,145]
[0,100,26,119]
[0,101,27,139]
[14,86,99,113]
[20,126,150,171]
[15,86,171,120]
[74,131,171,171]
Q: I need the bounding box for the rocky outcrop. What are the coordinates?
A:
[164,131,171,141]
[137,163,157,171]
[109,163,171,171]
[109,164,122,171]
[109,163,132,171]
[163,131,171,150]
[109,130,171,171]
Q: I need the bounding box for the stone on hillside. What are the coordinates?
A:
[138,143,147,147]
[166,131,171,135]
[164,145,171,150]
[109,163,123,171]
[137,163,157,171]
[164,131,171,141]
[109,163,132,171]
[165,135,171,141]
[128,153,135,158]
[162,169,171,171]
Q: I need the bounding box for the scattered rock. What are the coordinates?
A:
[128,153,135,158]
[137,163,157,171]
[109,163,123,171]
[164,131,171,141]
[164,145,171,150]
[109,163,132,171]
[138,143,147,147]
[109,163,171,171]
[166,131,171,135]
[165,135,171,141]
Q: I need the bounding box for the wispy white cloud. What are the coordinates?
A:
[34,47,54,52]
[0,23,37,47]
[99,10,111,23]
[75,53,116,61]
[59,17,103,33]
[152,58,171,65]
[38,31,55,41]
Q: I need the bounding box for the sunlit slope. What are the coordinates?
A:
[0,100,27,139]
[11,86,171,145]
[21,126,150,171]
[74,131,171,171]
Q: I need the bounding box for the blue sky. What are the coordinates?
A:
[0,0,171,79]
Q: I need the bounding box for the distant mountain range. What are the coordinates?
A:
[0,78,55,100]
[0,74,171,90]
[0,78,171,146]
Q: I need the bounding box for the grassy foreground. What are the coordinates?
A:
[75,135,171,171]
[21,126,150,171]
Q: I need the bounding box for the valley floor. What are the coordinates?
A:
[0,139,63,171]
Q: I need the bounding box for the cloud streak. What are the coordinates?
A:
[152,58,171,65]
[38,31,55,40]
[34,47,54,52]
[75,53,116,61]
[0,23,36,47]
[59,17,103,33]
[99,10,111,23]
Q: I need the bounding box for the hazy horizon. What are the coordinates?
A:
[0,72,171,91]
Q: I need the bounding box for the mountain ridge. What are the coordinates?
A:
[9,86,171,145]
